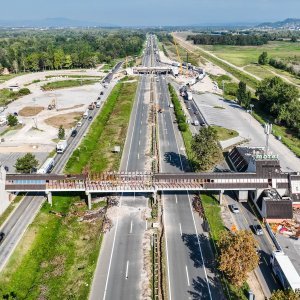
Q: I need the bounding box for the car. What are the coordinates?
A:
[77,121,82,127]
[97,96,101,100]
[13,112,18,116]
[0,232,5,244]
[229,204,239,213]
[88,116,93,121]
[187,107,191,110]
[200,122,206,126]
[100,91,104,95]
[253,224,264,236]
[194,111,199,115]
[4,165,9,172]
[71,130,77,137]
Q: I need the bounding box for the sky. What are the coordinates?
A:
[1,0,300,26]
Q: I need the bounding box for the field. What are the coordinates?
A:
[200,41,300,67]
[65,80,137,174]
[18,106,44,117]
[212,125,239,141]
[45,112,83,129]
[41,79,99,91]
[0,194,104,300]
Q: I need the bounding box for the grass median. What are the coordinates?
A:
[201,192,249,300]
[41,79,99,91]
[0,194,104,299]
[65,80,137,174]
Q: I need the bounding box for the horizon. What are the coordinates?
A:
[0,0,299,27]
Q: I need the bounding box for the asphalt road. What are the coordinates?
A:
[90,36,153,300]
[224,194,280,298]
[153,35,224,299]
[0,62,123,272]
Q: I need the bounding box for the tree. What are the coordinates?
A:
[291,36,297,43]
[269,289,300,300]
[236,81,247,105]
[64,54,73,68]
[58,125,65,139]
[217,230,259,287]
[258,51,269,65]
[191,126,222,171]
[7,114,18,127]
[15,153,38,173]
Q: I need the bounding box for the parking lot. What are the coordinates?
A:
[192,92,300,172]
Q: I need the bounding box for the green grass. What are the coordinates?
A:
[41,79,98,91]
[243,64,275,79]
[200,41,300,67]
[0,73,26,83]
[213,106,225,109]
[45,75,102,79]
[0,124,23,136]
[65,81,137,174]
[212,125,239,141]
[201,192,249,299]
[0,194,104,300]
[0,88,31,106]
[0,193,25,228]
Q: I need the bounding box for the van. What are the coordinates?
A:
[96,101,101,108]
[77,121,82,127]
[83,110,89,119]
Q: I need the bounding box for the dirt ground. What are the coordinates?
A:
[18,106,44,117]
[44,112,83,129]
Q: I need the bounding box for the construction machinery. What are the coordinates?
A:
[48,98,56,110]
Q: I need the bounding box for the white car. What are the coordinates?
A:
[229,204,239,214]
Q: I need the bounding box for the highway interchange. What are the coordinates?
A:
[0,34,297,299]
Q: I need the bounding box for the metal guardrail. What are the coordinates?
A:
[265,222,282,251]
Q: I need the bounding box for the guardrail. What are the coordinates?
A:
[265,222,282,251]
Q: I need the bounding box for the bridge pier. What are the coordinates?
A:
[86,192,92,210]
[46,191,52,206]
[219,190,224,204]
[236,190,248,202]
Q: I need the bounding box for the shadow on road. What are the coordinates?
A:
[164,151,189,171]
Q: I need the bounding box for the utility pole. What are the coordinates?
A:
[264,123,272,155]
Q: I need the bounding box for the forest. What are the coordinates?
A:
[187,33,269,46]
[0,29,145,72]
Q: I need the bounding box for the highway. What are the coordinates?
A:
[90,36,153,300]
[0,62,123,272]
[153,35,224,299]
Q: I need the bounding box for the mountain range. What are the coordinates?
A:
[257,18,300,28]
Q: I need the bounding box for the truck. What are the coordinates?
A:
[37,157,54,174]
[88,102,95,110]
[83,110,89,119]
[270,250,300,292]
[187,92,193,101]
[56,140,68,154]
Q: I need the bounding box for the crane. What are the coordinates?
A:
[173,38,183,75]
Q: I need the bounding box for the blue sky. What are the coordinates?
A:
[2,0,299,26]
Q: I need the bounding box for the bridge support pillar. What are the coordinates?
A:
[236,190,248,202]
[86,192,92,210]
[219,190,224,204]
[46,191,52,206]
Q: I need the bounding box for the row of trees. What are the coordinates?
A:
[258,51,300,77]
[0,30,145,73]
[187,34,269,46]
[256,77,300,134]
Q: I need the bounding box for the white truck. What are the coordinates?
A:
[187,92,193,101]
[83,110,89,119]
[56,140,68,154]
[270,250,300,292]
[37,157,55,174]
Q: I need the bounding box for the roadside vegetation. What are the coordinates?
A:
[65,80,137,173]
[41,79,99,91]
[200,193,253,300]
[0,30,145,73]
[0,88,30,106]
[0,194,104,299]
[211,125,239,141]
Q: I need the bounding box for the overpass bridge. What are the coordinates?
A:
[133,66,172,74]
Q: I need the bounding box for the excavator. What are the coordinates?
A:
[48,98,56,110]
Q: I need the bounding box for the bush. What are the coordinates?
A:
[7,114,18,127]
[178,122,187,132]
[18,88,31,96]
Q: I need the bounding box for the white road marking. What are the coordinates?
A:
[137,153,140,159]
[130,220,133,234]
[162,194,172,300]
[179,223,182,236]
[125,260,129,279]
[145,220,148,230]
[187,191,212,299]
[185,265,190,286]
[139,140,141,146]
[175,194,178,204]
